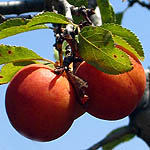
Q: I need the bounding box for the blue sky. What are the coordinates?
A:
[0,0,150,150]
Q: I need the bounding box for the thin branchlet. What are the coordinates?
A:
[128,0,150,9]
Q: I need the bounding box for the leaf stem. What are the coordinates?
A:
[39,58,55,65]
[8,58,56,65]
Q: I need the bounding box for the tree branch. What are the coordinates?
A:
[58,0,73,20]
[0,0,102,26]
[128,0,150,9]
[0,0,44,15]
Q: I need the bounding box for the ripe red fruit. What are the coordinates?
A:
[76,46,146,120]
[5,64,78,142]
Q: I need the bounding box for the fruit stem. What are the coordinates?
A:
[66,70,88,107]
[59,47,64,67]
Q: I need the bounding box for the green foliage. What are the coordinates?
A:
[0,12,71,39]
[0,45,55,84]
[0,18,48,39]
[0,24,48,40]
[27,12,71,26]
[0,61,36,85]
[96,0,116,24]
[67,0,88,7]
[103,126,135,150]
[78,26,133,75]
[0,11,71,85]
[0,18,29,30]
[116,12,124,25]
[0,45,43,65]
[0,0,145,83]
[101,23,144,61]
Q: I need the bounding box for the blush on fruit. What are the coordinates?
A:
[5,64,79,142]
[76,46,146,120]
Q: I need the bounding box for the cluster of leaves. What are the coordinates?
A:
[0,12,70,84]
[0,0,144,83]
[0,0,146,149]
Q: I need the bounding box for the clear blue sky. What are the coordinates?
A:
[0,0,150,150]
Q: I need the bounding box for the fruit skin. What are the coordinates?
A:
[5,64,77,142]
[76,47,146,120]
[74,101,86,119]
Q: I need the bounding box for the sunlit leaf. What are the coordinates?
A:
[96,0,116,24]
[0,18,29,31]
[0,61,36,85]
[116,12,124,25]
[0,12,70,39]
[78,26,132,74]
[67,0,88,7]
[0,24,48,39]
[0,44,43,65]
[101,23,144,61]
[27,12,71,26]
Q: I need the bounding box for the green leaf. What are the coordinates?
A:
[0,60,55,85]
[96,0,116,24]
[78,26,133,74]
[79,26,114,48]
[0,12,70,39]
[116,12,124,25]
[67,0,88,7]
[0,18,29,31]
[0,24,48,40]
[27,12,71,26]
[103,126,135,150]
[0,44,44,65]
[101,23,144,61]
[0,61,36,85]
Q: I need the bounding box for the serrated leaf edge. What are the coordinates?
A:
[0,18,29,31]
[27,12,71,26]
[113,35,143,60]
[0,44,45,65]
[101,23,144,60]
[0,24,48,40]
[79,32,132,74]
